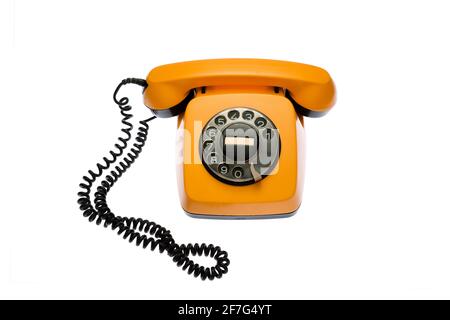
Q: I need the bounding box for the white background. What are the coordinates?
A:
[1,0,449,300]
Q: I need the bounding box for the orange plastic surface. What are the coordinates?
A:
[144,59,335,115]
[176,87,305,217]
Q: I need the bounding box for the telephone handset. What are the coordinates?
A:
[144,58,335,118]
[77,59,336,280]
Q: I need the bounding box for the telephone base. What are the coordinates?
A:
[184,208,299,220]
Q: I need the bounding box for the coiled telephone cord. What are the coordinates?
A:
[77,78,230,280]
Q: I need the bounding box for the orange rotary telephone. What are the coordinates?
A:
[78,59,336,280]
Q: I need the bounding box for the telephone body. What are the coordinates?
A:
[143,59,335,218]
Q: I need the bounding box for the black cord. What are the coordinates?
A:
[77,78,230,280]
